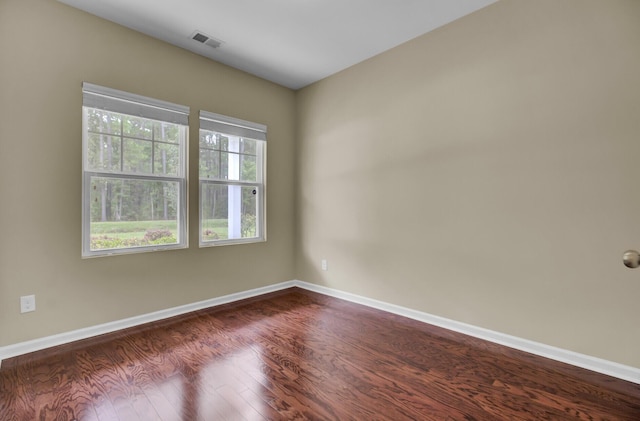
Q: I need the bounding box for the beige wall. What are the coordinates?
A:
[2,0,640,371]
[0,0,296,345]
[296,0,640,368]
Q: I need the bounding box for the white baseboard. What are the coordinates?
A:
[0,281,296,367]
[293,280,640,385]
[1,279,638,385]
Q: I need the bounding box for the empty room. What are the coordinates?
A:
[1,0,639,419]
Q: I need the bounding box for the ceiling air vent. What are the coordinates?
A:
[191,31,223,49]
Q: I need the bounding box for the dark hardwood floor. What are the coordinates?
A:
[1,288,639,420]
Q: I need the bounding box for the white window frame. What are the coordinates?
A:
[82,82,189,257]
[199,111,266,247]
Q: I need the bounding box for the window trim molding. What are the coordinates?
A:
[198,111,267,248]
[81,83,189,258]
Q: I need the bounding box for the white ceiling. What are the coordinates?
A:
[58,0,497,90]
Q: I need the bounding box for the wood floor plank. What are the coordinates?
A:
[1,287,639,420]
[0,366,36,421]
[74,347,122,421]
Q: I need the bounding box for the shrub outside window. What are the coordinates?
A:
[199,111,266,246]
[82,83,189,257]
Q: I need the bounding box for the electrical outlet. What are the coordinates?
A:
[20,295,36,313]
[321,259,328,271]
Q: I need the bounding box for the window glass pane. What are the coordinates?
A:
[124,115,153,139]
[87,134,121,171]
[199,131,232,151]
[220,152,232,180]
[219,135,229,151]
[153,121,180,143]
[240,154,257,182]
[200,149,220,179]
[201,184,258,242]
[86,108,122,135]
[89,176,180,251]
[201,132,261,181]
[123,139,152,174]
[154,142,180,176]
[201,184,228,241]
[240,185,258,238]
[240,139,256,155]
[199,131,219,150]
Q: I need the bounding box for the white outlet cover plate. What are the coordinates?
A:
[20,295,36,313]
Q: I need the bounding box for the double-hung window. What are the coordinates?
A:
[199,111,266,246]
[82,83,189,257]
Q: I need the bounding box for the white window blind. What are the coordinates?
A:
[83,82,189,126]
[199,110,267,142]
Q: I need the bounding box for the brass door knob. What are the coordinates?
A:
[622,250,640,268]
